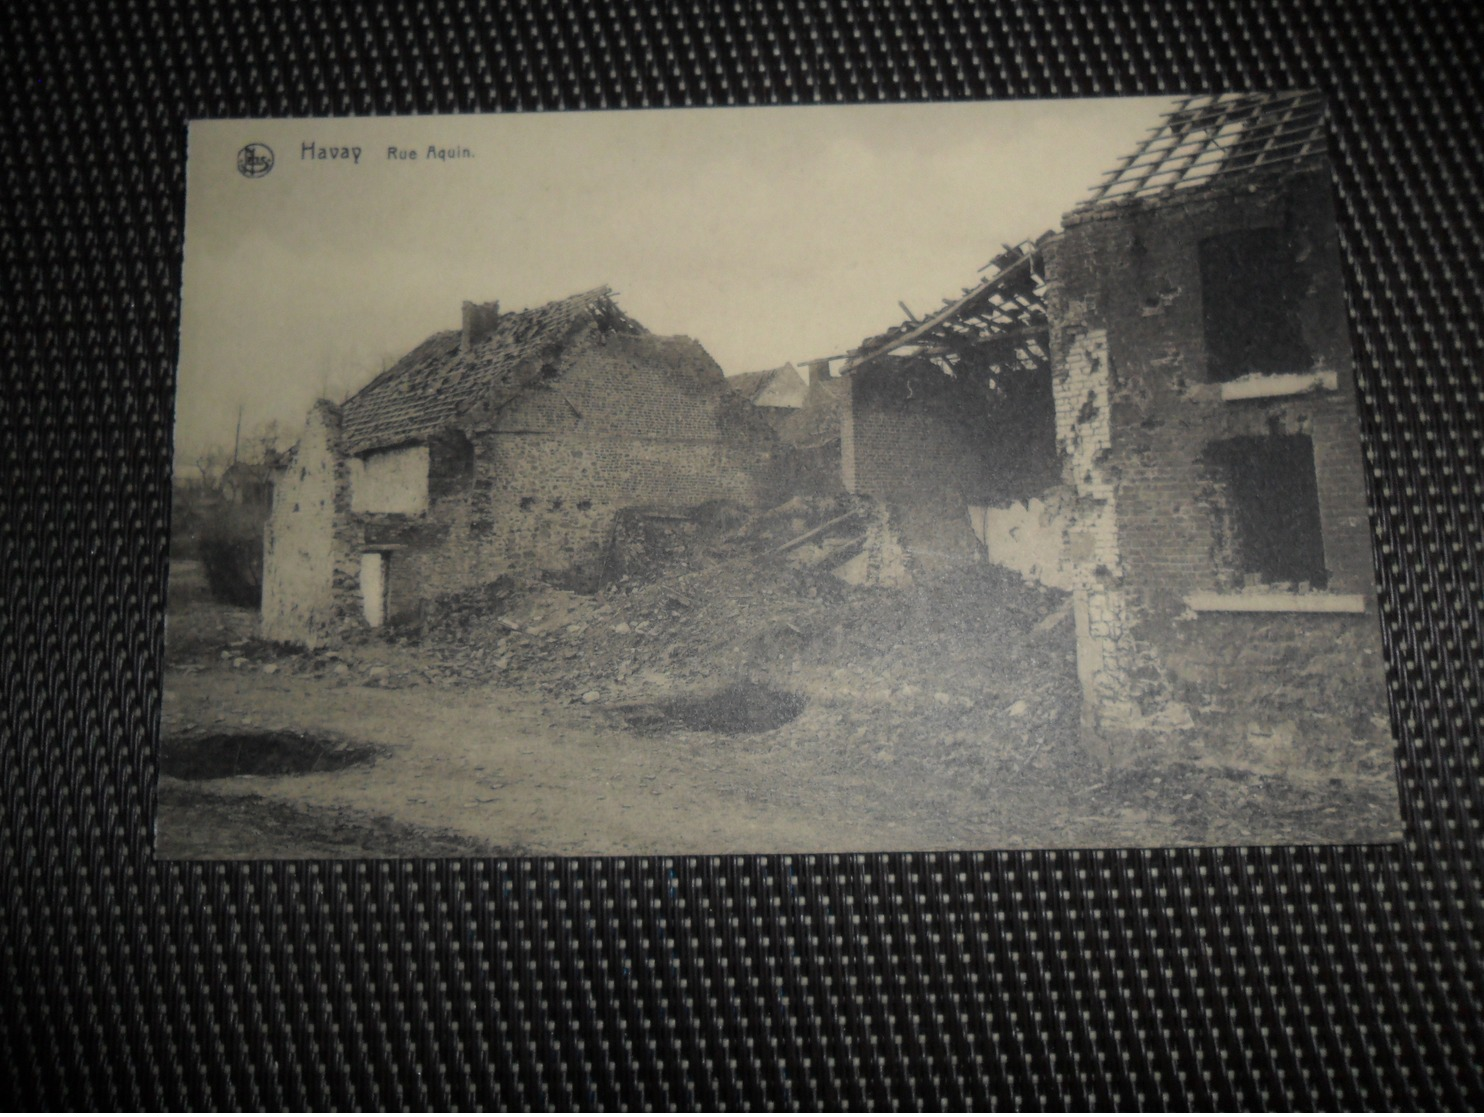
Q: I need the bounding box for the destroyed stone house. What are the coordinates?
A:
[839,91,1390,763]
[262,287,773,646]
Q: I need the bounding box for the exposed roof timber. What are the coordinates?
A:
[1077,91,1328,209]
[841,236,1052,376]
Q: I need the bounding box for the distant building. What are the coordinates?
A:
[727,362,810,429]
[730,360,850,498]
[262,287,774,646]
[217,459,277,508]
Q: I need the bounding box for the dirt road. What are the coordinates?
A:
[159,663,1024,857]
[156,556,1399,858]
[157,657,1399,858]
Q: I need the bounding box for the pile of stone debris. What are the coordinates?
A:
[216,495,1084,774]
[411,495,1083,771]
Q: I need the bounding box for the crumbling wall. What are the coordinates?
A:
[1047,325,1150,732]
[832,500,912,588]
[772,377,847,497]
[1046,167,1388,764]
[840,357,992,573]
[261,401,356,647]
[971,492,1073,590]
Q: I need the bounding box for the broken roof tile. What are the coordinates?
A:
[339,286,643,455]
[840,236,1053,380]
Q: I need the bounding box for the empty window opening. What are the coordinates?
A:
[1199,227,1312,381]
[1206,434,1327,588]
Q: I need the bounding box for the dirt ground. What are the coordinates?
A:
[157,548,1401,859]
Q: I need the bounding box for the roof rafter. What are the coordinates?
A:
[1077,90,1328,209]
[840,236,1053,382]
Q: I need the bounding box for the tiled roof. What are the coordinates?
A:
[1075,90,1328,211]
[725,368,774,403]
[729,363,807,409]
[339,286,642,454]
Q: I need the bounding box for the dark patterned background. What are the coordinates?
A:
[3,0,1481,1108]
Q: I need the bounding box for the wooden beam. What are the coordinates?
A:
[842,250,1041,375]
[771,511,864,555]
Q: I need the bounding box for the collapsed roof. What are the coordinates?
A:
[839,91,1329,383]
[1075,90,1328,210]
[340,286,643,455]
[839,237,1053,383]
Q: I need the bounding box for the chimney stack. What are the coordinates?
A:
[461,300,501,351]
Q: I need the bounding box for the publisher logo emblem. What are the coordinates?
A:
[236,143,275,178]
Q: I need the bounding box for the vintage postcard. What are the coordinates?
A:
[162,96,1402,858]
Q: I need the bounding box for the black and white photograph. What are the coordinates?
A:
[161,94,1403,858]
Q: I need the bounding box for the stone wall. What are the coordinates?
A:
[1046,167,1389,762]
[261,401,354,647]
[347,331,772,613]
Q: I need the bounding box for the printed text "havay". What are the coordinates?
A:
[301,141,363,164]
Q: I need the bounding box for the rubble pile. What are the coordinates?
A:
[415,495,1081,779]
[197,494,1083,781]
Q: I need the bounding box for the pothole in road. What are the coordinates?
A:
[621,682,806,736]
[161,731,383,780]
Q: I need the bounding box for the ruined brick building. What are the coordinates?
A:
[262,287,772,645]
[838,91,1391,765]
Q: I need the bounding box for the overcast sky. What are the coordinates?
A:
[176,98,1172,468]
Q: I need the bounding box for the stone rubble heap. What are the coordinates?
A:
[223,495,1082,777]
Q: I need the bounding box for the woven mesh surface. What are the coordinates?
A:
[4,0,1482,1108]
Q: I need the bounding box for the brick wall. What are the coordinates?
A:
[1046,168,1390,761]
[842,356,994,504]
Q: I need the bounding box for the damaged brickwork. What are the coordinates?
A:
[391,331,768,604]
[261,291,775,646]
[1049,327,1150,731]
[1045,165,1389,766]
